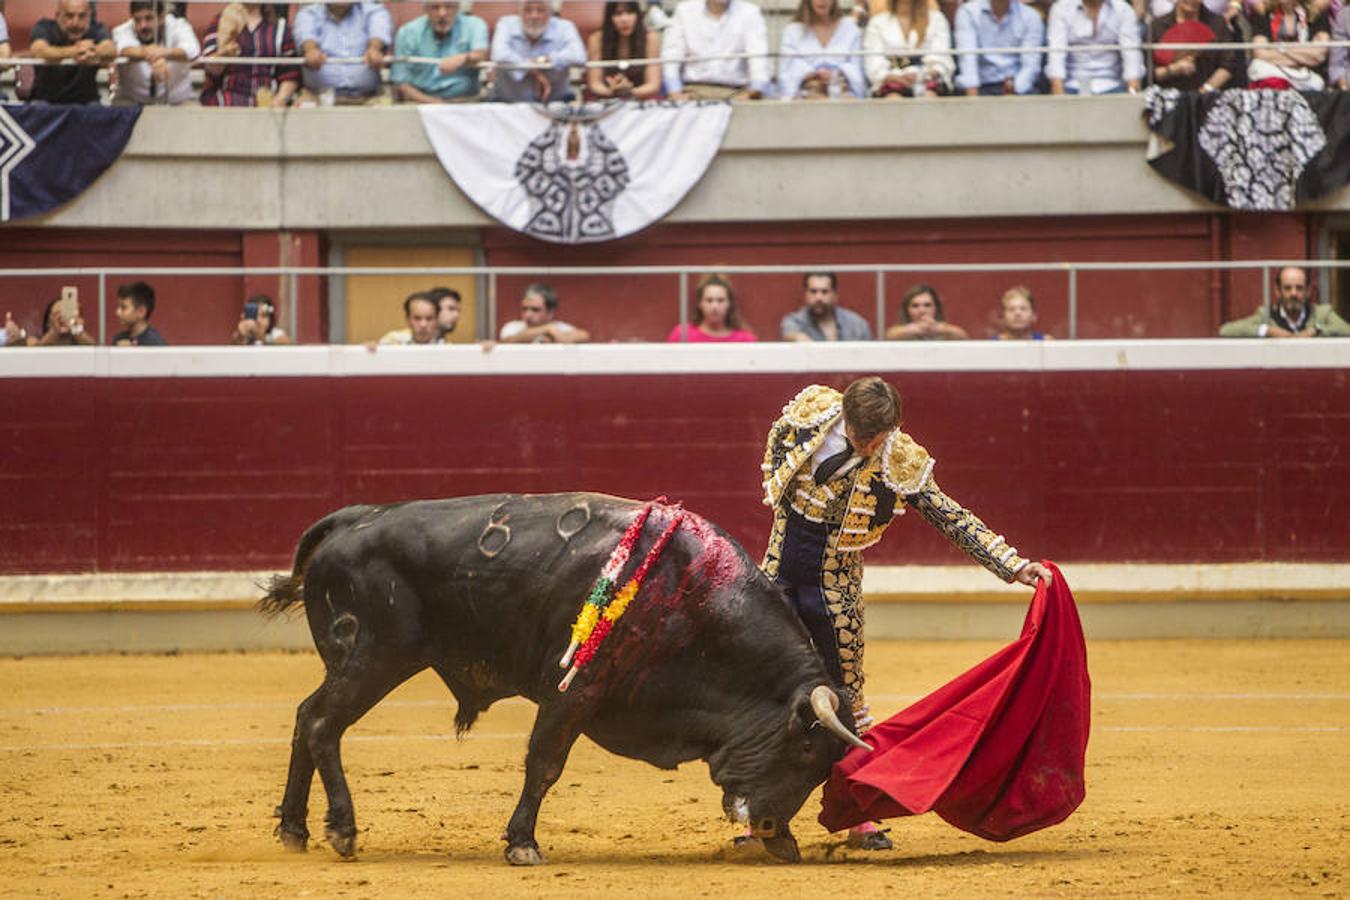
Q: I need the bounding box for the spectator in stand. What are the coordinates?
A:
[3,312,27,346]
[1332,3,1350,88]
[863,0,956,97]
[391,0,489,103]
[666,274,757,342]
[777,0,867,99]
[373,291,444,346]
[293,1,392,105]
[1045,0,1143,94]
[0,12,11,76]
[1150,0,1240,92]
[28,296,96,346]
[662,0,771,100]
[490,0,587,102]
[1248,0,1330,90]
[231,294,291,345]
[782,272,873,341]
[111,0,201,106]
[28,0,116,105]
[1219,267,1350,337]
[586,0,662,100]
[499,283,590,343]
[990,285,1052,340]
[201,2,300,107]
[885,283,969,340]
[111,282,168,346]
[430,286,462,340]
[953,0,1045,96]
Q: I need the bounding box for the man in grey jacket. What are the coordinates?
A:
[781,272,874,342]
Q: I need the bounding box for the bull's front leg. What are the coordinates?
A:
[504,702,582,866]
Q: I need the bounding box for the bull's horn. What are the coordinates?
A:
[810,685,873,752]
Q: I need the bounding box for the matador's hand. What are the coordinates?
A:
[1015,561,1052,587]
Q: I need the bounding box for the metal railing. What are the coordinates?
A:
[2,258,1347,344]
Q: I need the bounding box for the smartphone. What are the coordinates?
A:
[59,286,79,322]
[243,302,260,320]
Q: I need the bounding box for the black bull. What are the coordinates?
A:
[259,492,871,865]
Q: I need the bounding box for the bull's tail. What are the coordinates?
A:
[256,505,379,618]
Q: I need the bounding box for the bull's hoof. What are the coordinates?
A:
[763,834,801,863]
[505,843,546,866]
[325,826,357,859]
[275,825,309,853]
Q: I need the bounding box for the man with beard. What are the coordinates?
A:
[781,271,873,342]
[112,0,201,106]
[1220,267,1350,338]
[28,0,116,104]
[431,287,463,341]
[489,0,586,102]
[391,0,489,103]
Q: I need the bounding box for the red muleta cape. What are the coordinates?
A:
[818,561,1090,842]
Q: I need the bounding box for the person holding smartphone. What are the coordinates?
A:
[33,289,96,347]
[232,295,291,345]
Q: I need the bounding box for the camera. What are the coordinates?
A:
[243,302,260,320]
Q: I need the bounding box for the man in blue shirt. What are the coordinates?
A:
[294,1,393,103]
[490,0,587,102]
[392,0,489,102]
[953,0,1045,96]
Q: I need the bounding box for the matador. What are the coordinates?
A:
[760,378,1050,846]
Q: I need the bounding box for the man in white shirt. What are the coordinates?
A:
[498,283,590,344]
[1045,0,1143,95]
[112,0,201,106]
[662,0,770,99]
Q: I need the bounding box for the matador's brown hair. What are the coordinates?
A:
[842,377,902,442]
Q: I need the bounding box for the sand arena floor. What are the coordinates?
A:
[0,639,1345,899]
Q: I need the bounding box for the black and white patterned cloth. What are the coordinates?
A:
[1144,85,1350,211]
[420,101,732,244]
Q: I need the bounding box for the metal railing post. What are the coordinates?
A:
[875,270,885,337]
[1067,265,1078,340]
[678,271,689,342]
[1261,265,1271,320]
[288,271,299,343]
[97,271,107,345]
[486,272,497,342]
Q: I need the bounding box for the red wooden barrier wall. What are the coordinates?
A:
[1,365,1346,574]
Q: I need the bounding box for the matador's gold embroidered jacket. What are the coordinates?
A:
[760,384,1029,582]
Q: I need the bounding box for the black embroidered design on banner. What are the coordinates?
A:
[514,120,631,243]
[1197,89,1326,211]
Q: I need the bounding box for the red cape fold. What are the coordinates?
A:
[818,561,1090,841]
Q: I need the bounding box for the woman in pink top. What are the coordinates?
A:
[666,274,758,343]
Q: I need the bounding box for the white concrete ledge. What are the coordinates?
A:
[0,340,1347,379]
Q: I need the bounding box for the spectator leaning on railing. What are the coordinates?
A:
[391,0,489,103]
[777,0,867,99]
[863,0,956,97]
[953,0,1045,96]
[1247,0,1331,90]
[112,0,201,106]
[1219,267,1350,338]
[201,2,300,107]
[662,0,772,100]
[28,0,116,105]
[1332,3,1350,88]
[1045,0,1143,94]
[782,272,873,341]
[490,0,587,102]
[293,1,393,105]
[886,283,969,341]
[1149,0,1240,92]
[111,282,168,346]
[585,0,662,100]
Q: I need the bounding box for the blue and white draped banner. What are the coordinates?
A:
[0,105,140,222]
[419,101,733,244]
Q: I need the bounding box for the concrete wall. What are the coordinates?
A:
[25,98,1350,231]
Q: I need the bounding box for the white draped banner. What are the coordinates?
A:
[419,101,733,244]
